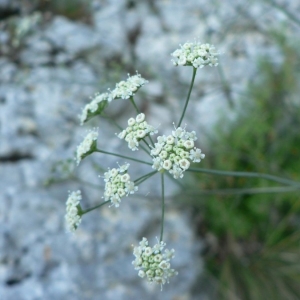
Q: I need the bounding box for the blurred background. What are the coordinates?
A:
[0,0,300,299]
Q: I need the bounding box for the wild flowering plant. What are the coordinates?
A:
[63,40,300,289]
[64,40,218,289]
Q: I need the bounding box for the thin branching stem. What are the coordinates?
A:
[187,167,300,187]
[139,143,151,156]
[130,96,140,113]
[177,67,197,127]
[134,171,157,185]
[81,200,110,215]
[160,172,165,242]
[165,172,186,189]
[148,135,155,148]
[184,186,300,196]
[141,138,152,154]
[95,149,152,166]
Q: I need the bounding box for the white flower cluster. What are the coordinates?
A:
[171,42,218,68]
[65,190,82,233]
[103,163,138,207]
[80,92,110,125]
[118,113,157,151]
[111,73,148,100]
[132,237,178,288]
[76,129,98,165]
[80,73,148,124]
[151,126,205,179]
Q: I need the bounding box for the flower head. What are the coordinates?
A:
[117,113,157,151]
[76,129,98,165]
[171,41,218,68]
[80,93,110,125]
[102,163,138,207]
[79,73,147,124]
[132,237,178,288]
[111,72,148,100]
[65,190,82,233]
[151,126,205,179]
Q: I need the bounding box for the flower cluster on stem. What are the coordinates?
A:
[102,163,138,207]
[151,126,205,179]
[132,237,178,288]
[118,113,157,151]
[65,190,82,233]
[171,41,218,68]
[111,73,148,100]
[80,93,110,125]
[80,72,148,125]
[76,129,98,165]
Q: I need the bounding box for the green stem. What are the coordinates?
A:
[80,200,110,215]
[160,172,165,242]
[140,136,154,150]
[177,67,197,127]
[184,186,300,196]
[141,138,151,151]
[165,172,186,189]
[187,167,300,187]
[147,135,155,148]
[130,96,140,113]
[134,170,157,185]
[139,143,151,156]
[95,149,152,166]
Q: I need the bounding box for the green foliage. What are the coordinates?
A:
[36,0,92,21]
[185,32,300,299]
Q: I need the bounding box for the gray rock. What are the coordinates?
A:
[0,59,17,83]
[93,4,128,55]
[44,17,100,57]
[20,36,52,66]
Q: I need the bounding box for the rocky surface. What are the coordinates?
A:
[0,0,299,299]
